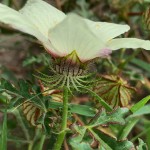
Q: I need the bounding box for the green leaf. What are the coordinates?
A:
[23,56,37,66]
[18,80,31,98]
[43,113,52,135]
[88,128,112,150]
[84,88,112,111]
[90,108,128,128]
[94,129,134,150]
[117,117,139,140]
[0,79,44,110]
[131,58,150,74]
[130,95,150,113]
[131,105,150,117]
[8,97,24,110]
[136,139,148,150]
[1,78,18,94]
[23,53,51,67]
[69,104,96,117]
[69,126,92,150]
[0,94,8,103]
[0,109,7,150]
[48,101,62,109]
[48,101,96,117]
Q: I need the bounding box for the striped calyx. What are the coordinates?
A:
[36,51,95,91]
[53,50,86,76]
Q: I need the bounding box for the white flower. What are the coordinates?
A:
[0,0,150,62]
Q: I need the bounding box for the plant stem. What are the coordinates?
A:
[38,134,46,150]
[14,110,33,150]
[53,87,69,150]
[28,142,34,150]
[28,129,41,150]
[14,110,30,141]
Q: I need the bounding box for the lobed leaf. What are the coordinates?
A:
[89,107,129,128]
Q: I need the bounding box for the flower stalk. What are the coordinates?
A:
[53,86,69,150]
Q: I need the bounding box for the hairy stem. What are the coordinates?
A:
[53,87,69,150]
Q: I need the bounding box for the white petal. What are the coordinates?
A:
[20,0,66,38]
[85,19,130,42]
[48,14,106,61]
[107,38,150,50]
[0,1,66,55]
[0,3,41,38]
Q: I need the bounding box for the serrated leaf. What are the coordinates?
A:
[94,75,135,107]
[90,108,129,128]
[0,79,44,110]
